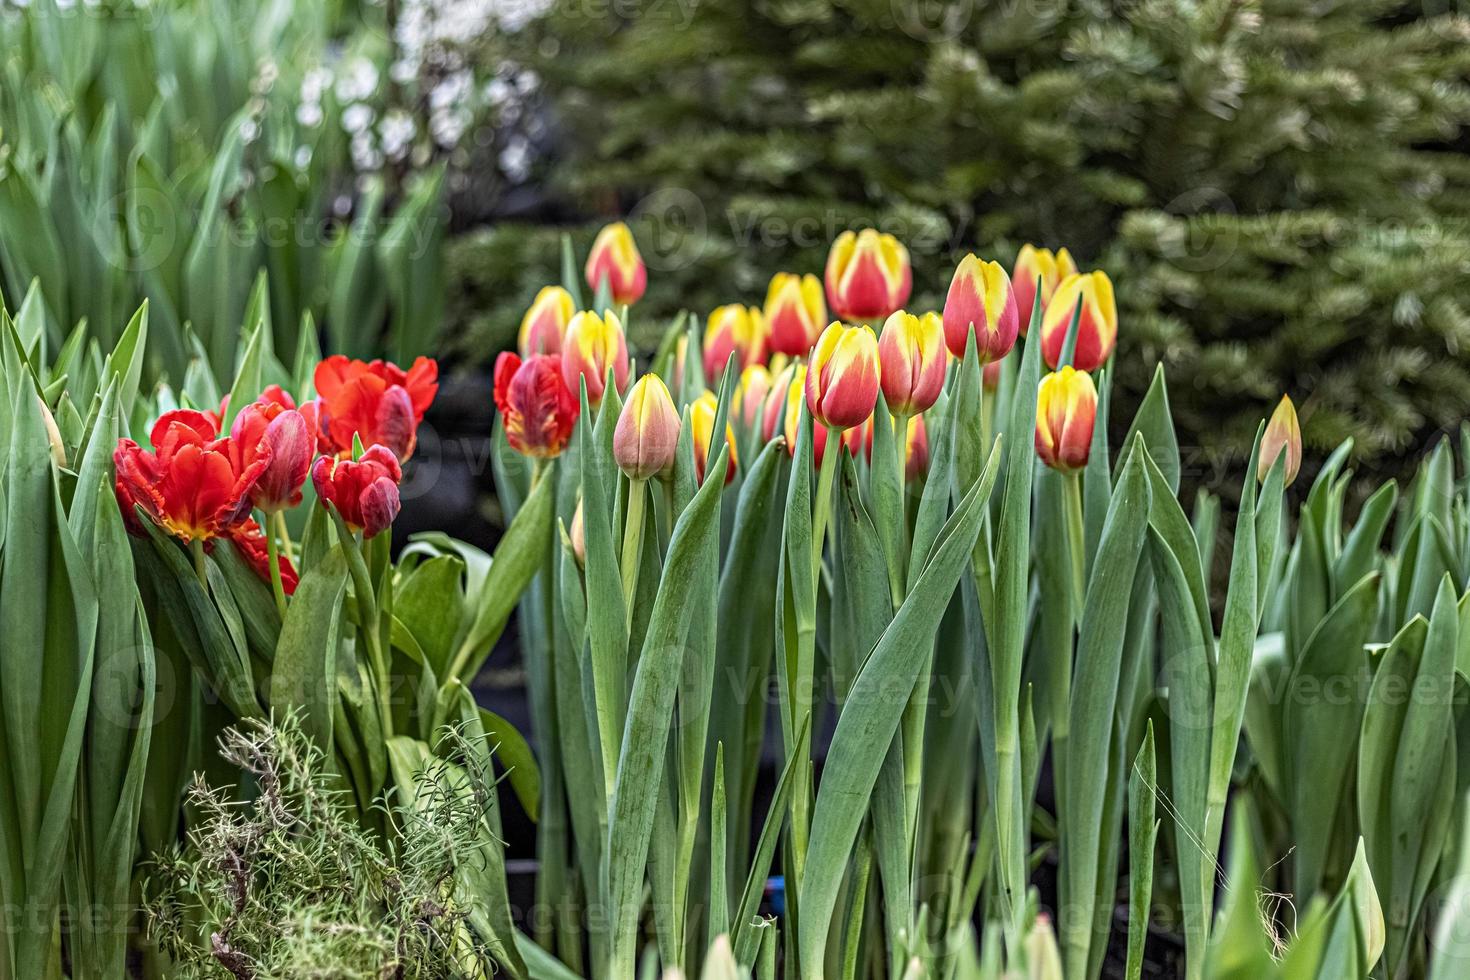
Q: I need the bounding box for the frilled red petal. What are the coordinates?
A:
[403,357,439,417]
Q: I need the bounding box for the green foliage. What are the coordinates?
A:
[454,0,1470,484]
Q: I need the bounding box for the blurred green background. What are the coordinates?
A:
[3,0,1470,493]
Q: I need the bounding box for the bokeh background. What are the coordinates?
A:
[3,0,1470,506]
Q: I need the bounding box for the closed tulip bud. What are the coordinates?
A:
[983,358,1003,393]
[904,415,930,481]
[736,364,773,430]
[878,310,947,417]
[764,273,826,356]
[1040,270,1117,372]
[805,321,880,430]
[584,221,647,305]
[562,309,630,404]
[1035,367,1098,473]
[614,375,681,480]
[1025,914,1063,980]
[825,229,912,322]
[519,285,575,356]
[38,396,66,469]
[1012,245,1078,334]
[690,391,738,485]
[311,445,403,538]
[569,498,586,565]
[494,352,580,458]
[1258,395,1302,487]
[942,254,1020,362]
[703,304,768,380]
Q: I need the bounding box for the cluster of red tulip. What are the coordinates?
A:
[113,355,438,598]
[496,222,1128,486]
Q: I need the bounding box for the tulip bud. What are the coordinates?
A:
[614,375,681,480]
[1012,245,1077,334]
[942,254,1020,363]
[878,310,947,417]
[690,391,737,485]
[311,445,403,538]
[494,352,580,458]
[231,398,313,513]
[904,415,930,482]
[562,309,630,404]
[569,498,586,565]
[736,365,773,430]
[703,304,768,380]
[1025,914,1063,980]
[1040,270,1117,372]
[519,285,575,356]
[825,229,912,322]
[1258,395,1302,487]
[38,396,66,469]
[982,358,1003,393]
[805,321,880,431]
[1035,367,1098,473]
[584,221,647,306]
[764,273,827,356]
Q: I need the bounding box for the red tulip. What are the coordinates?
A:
[310,355,438,462]
[494,352,580,458]
[230,390,312,513]
[228,518,300,595]
[825,229,912,322]
[585,221,647,306]
[312,445,403,538]
[805,322,880,431]
[942,255,1020,363]
[113,409,268,542]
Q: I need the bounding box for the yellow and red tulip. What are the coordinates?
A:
[1035,366,1098,473]
[1040,270,1117,372]
[562,309,630,404]
[494,352,581,458]
[690,391,738,485]
[904,415,930,481]
[764,272,826,357]
[703,304,768,380]
[584,221,647,305]
[519,285,575,356]
[824,229,912,322]
[736,364,774,430]
[878,310,947,417]
[614,375,682,480]
[942,255,1020,363]
[1259,395,1302,487]
[805,321,881,431]
[1012,245,1077,334]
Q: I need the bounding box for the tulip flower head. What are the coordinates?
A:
[519,285,576,356]
[904,415,930,482]
[1034,367,1098,474]
[309,355,438,462]
[230,389,312,513]
[113,409,268,543]
[230,518,300,595]
[942,254,1020,363]
[614,375,682,480]
[805,321,881,431]
[1040,271,1117,372]
[764,272,827,356]
[569,498,586,565]
[690,391,738,485]
[312,445,403,539]
[878,310,947,417]
[494,352,580,459]
[825,229,912,322]
[736,364,774,430]
[584,221,647,306]
[1258,395,1302,487]
[1012,245,1078,334]
[703,304,768,380]
[562,309,630,405]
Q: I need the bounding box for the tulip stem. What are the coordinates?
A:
[265,514,288,619]
[191,538,209,590]
[810,425,841,588]
[980,387,996,452]
[1064,471,1086,620]
[272,509,295,565]
[620,477,647,615]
